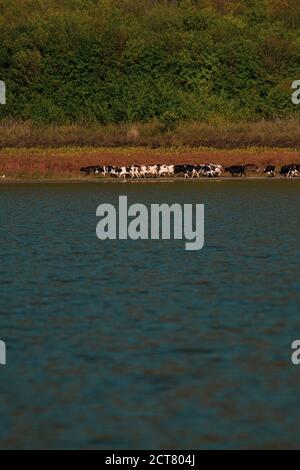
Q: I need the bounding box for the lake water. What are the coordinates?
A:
[0,180,300,449]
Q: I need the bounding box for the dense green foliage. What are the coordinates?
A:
[0,0,300,124]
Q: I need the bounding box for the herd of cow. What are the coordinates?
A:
[80,163,300,179]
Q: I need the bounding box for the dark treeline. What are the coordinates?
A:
[0,0,300,125]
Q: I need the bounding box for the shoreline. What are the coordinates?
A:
[1,176,300,184]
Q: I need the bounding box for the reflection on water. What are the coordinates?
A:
[0,180,300,449]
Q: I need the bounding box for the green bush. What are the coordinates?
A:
[0,0,299,124]
[159,111,179,133]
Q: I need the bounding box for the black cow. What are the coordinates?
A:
[225,165,246,176]
[80,166,103,175]
[263,165,276,177]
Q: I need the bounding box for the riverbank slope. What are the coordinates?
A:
[0,146,299,179]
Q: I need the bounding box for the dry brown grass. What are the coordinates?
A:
[1,146,300,179]
[1,119,300,149]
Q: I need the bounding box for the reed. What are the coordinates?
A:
[1,119,300,149]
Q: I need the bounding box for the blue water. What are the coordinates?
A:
[0,180,300,449]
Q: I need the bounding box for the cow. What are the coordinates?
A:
[200,164,223,178]
[280,164,300,178]
[185,165,196,178]
[101,166,116,176]
[263,165,276,177]
[80,166,102,175]
[80,166,91,175]
[139,165,149,178]
[173,164,222,178]
[174,165,186,176]
[126,165,140,178]
[197,164,211,177]
[174,165,195,178]
[158,164,175,177]
[147,165,159,177]
[118,167,129,179]
[225,165,246,176]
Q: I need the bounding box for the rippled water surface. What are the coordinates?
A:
[0,180,300,449]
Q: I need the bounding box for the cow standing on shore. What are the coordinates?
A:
[158,165,175,177]
[263,165,276,177]
[225,165,246,176]
[280,164,300,177]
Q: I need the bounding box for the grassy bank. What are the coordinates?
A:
[1,119,300,179]
[1,119,300,150]
[1,146,300,179]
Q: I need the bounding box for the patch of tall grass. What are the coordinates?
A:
[1,119,300,149]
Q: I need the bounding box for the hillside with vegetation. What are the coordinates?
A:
[0,0,299,128]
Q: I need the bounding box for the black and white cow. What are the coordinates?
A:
[280,164,300,178]
[198,164,223,178]
[174,164,222,178]
[158,165,175,177]
[118,165,160,179]
[263,165,276,177]
[174,165,194,178]
[146,165,159,177]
